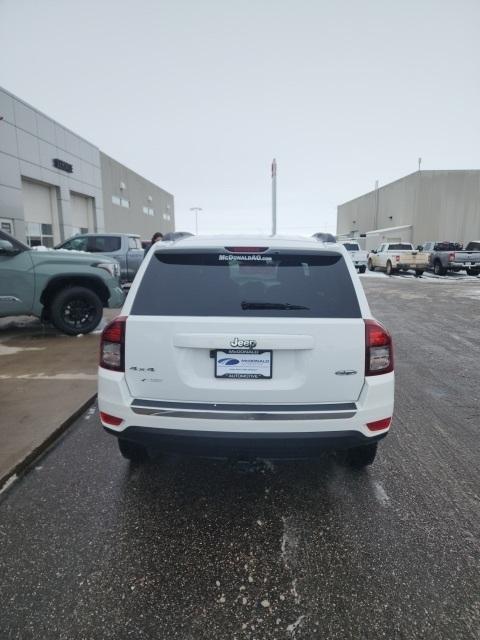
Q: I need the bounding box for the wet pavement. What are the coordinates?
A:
[0,310,117,483]
[0,278,479,639]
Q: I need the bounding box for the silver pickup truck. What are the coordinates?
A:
[421,240,480,275]
[55,233,144,283]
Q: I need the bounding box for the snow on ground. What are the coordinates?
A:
[360,270,480,283]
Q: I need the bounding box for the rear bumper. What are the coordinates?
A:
[98,370,394,456]
[104,425,387,458]
[396,263,427,270]
[450,261,480,269]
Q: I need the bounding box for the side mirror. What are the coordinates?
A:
[0,239,19,256]
[417,245,423,251]
[371,249,377,254]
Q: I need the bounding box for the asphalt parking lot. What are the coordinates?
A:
[0,276,479,640]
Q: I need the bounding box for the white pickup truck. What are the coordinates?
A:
[368,242,430,276]
[339,241,368,273]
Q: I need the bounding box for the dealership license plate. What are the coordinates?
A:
[215,350,272,379]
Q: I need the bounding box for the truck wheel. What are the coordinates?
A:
[434,261,446,276]
[49,286,103,335]
[367,259,374,271]
[346,443,378,468]
[386,260,394,276]
[358,265,366,274]
[466,268,480,276]
[118,439,149,462]
[415,269,424,277]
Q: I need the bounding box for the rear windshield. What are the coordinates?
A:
[465,241,480,251]
[131,250,361,318]
[343,243,360,251]
[388,243,413,250]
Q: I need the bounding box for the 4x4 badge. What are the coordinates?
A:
[230,337,257,349]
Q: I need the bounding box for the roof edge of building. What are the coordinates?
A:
[99,151,174,198]
[0,85,99,150]
[338,169,480,209]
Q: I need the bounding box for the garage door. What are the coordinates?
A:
[22,178,58,247]
[70,192,95,235]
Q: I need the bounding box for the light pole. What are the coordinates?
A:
[271,159,277,236]
[190,207,202,234]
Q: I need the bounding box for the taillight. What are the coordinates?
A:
[100,316,126,371]
[365,319,394,376]
[448,252,455,262]
[100,412,123,427]
[366,417,392,431]
[395,255,400,262]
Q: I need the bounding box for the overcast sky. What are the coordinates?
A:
[1,0,479,235]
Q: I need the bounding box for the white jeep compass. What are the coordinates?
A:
[98,235,394,467]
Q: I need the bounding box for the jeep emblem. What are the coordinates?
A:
[230,337,257,349]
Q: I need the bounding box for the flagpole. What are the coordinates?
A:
[271,158,277,236]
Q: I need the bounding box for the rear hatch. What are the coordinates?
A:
[453,249,480,265]
[403,251,429,265]
[124,247,366,404]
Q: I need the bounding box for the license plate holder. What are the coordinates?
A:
[214,349,272,379]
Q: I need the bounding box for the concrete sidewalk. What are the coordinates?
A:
[0,311,117,487]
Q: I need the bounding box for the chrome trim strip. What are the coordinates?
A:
[131,407,356,421]
[0,296,21,303]
[131,399,356,412]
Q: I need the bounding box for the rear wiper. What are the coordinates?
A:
[241,301,310,310]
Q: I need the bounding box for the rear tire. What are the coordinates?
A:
[433,261,446,276]
[358,265,366,274]
[49,286,103,335]
[466,268,480,276]
[346,443,378,468]
[415,269,424,277]
[386,261,393,276]
[118,439,149,462]
[368,259,374,271]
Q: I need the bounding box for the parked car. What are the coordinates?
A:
[368,242,429,276]
[312,232,336,242]
[339,241,368,273]
[98,236,394,467]
[55,233,144,283]
[421,240,480,276]
[0,230,124,335]
[162,231,194,242]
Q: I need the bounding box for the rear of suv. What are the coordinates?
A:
[98,236,394,467]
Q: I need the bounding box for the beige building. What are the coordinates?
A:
[0,86,174,246]
[101,153,173,240]
[337,170,480,248]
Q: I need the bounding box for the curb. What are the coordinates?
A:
[0,394,97,495]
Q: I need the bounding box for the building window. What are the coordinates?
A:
[112,195,129,208]
[0,220,13,234]
[71,227,89,236]
[163,213,171,221]
[26,222,54,248]
[142,206,154,216]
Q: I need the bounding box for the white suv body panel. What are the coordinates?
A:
[99,369,393,437]
[98,235,394,452]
